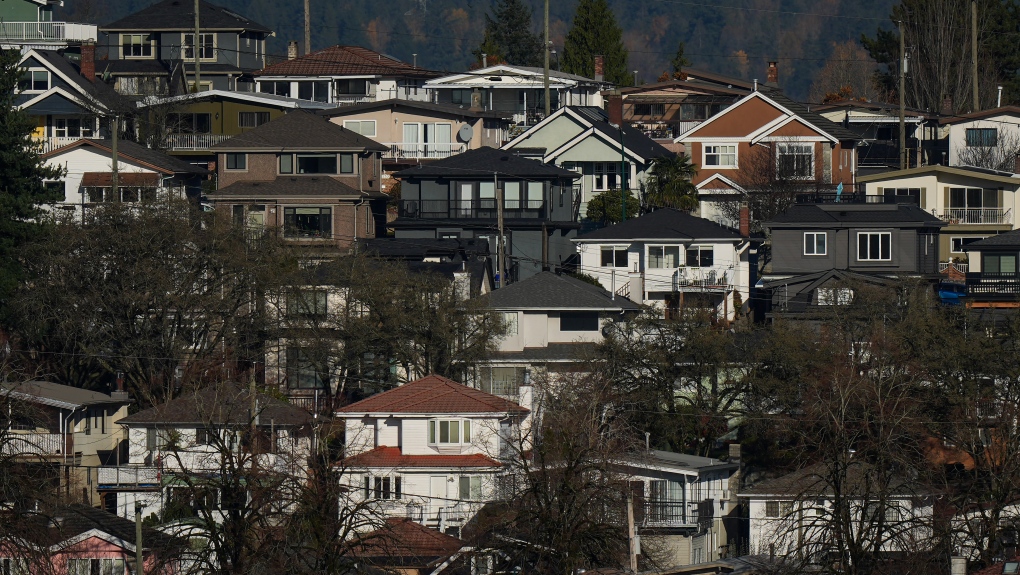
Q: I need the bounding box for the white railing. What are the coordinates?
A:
[383,142,468,160]
[940,208,1012,225]
[34,136,87,153]
[97,466,159,487]
[331,95,373,106]
[674,120,704,136]
[0,22,97,43]
[2,432,64,456]
[163,133,233,151]
[939,262,969,273]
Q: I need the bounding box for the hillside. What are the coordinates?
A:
[64,0,899,100]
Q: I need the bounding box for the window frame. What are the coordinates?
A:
[17,68,49,93]
[560,311,600,332]
[121,33,154,58]
[685,245,714,268]
[238,111,271,128]
[428,419,472,445]
[600,245,628,268]
[343,120,378,137]
[647,244,681,269]
[501,311,518,336]
[283,206,332,239]
[224,153,247,171]
[983,253,1018,275]
[857,231,892,262]
[703,144,737,169]
[285,346,329,390]
[183,32,216,61]
[965,127,998,147]
[459,475,483,500]
[296,153,338,175]
[287,289,329,319]
[950,236,983,254]
[776,142,814,180]
[803,232,827,256]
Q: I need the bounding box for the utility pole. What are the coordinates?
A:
[193,0,201,91]
[619,124,627,220]
[972,0,980,111]
[898,20,906,170]
[304,0,311,55]
[111,115,120,201]
[496,173,505,288]
[627,490,638,573]
[135,502,144,575]
[543,0,550,117]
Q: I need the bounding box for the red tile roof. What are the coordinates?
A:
[355,518,464,560]
[343,446,501,468]
[336,374,527,415]
[972,558,1020,575]
[256,45,440,78]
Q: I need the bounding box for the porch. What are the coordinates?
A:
[2,432,70,457]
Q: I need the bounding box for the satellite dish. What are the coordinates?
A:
[458,124,474,143]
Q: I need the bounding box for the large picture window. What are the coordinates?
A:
[686,245,714,267]
[648,245,680,268]
[560,311,599,332]
[777,143,814,179]
[297,154,338,174]
[966,128,997,147]
[857,232,892,261]
[298,80,329,102]
[283,207,332,238]
[703,144,737,168]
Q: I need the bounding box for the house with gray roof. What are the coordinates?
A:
[962,228,1020,304]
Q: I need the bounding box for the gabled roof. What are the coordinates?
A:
[964,229,1020,249]
[139,89,336,110]
[392,146,579,179]
[18,50,125,112]
[740,462,913,497]
[765,203,946,227]
[102,0,271,33]
[336,374,527,415]
[681,68,756,91]
[343,446,502,468]
[610,78,749,98]
[117,384,315,427]
[21,504,179,550]
[256,45,438,78]
[212,110,388,151]
[575,208,743,242]
[939,105,1020,125]
[319,99,512,120]
[2,381,129,410]
[210,176,371,198]
[354,518,465,560]
[425,64,606,89]
[505,106,672,163]
[42,139,208,175]
[857,164,1020,186]
[479,271,639,311]
[620,449,738,475]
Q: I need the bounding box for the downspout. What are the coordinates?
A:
[63,407,79,466]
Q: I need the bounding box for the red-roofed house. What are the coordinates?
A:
[353,517,470,575]
[336,374,531,534]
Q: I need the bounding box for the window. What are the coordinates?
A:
[817,287,853,305]
[451,88,473,105]
[601,246,628,267]
[183,32,215,60]
[984,253,1017,275]
[279,154,294,174]
[594,162,623,191]
[296,154,338,174]
[804,232,827,255]
[196,427,213,445]
[298,80,329,102]
[343,120,377,137]
[335,79,369,96]
[283,207,332,238]
[504,181,521,209]
[648,245,680,268]
[501,312,518,336]
[633,103,665,117]
[287,289,328,319]
[966,127,998,147]
[480,366,524,396]
[339,153,355,174]
[460,476,483,500]
[0,558,27,575]
[17,70,48,92]
[765,501,781,517]
[857,232,892,261]
[686,245,714,267]
[122,33,153,57]
[777,143,814,179]
[260,81,291,97]
[146,428,170,451]
[168,113,211,134]
[703,144,737,168]
[364,475,401,499]
[238,111,271,128]
[560,311,599,332]
[286,347,328,389]
[949,187,999,211]
[54,118,93,138]
[951,236,983,253]
[225,153,246,170]
[428,419,472,445]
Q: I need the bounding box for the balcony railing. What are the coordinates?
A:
[796,192,919,205]
[0,21,97,43]
[939,262,969,273]
[33,136,87,153]
[642,501,699,528]
[331,95,374,106]
[382,142,468,160]
[399,198,546,220]
[163,133,233,151]
[672,268,732,292]
[97,466,159,488]
[965,272,1020,295]
[940,208,1012,225]
[2,432,67,456]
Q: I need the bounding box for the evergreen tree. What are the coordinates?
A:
[0,49,63,312]
[561,0,630,85]
[472,0,543,67]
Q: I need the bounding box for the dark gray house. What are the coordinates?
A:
[962,230,1020,305]
[761,200,946,317]
[391,147,581,282]
[97,0,272,95]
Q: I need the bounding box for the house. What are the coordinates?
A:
[813,101,942,173]
[941,106,1020,170]
[320,100,514,178]
[254,44,441,105]
[390,146,582,282]
[573,208,751,321]
[358,237,494,297]
[336,374,530,536]
[15,48,122,153]
[603,77,748,141]
[41,138,208,217]
[502,106,674,218]
[473,271,639,393]
[207,110,389,249]
[676,89,860,228]
[761,199,946,318]
[858,165,1020,263]
[353,517,471,575]
[0,0,97,51]
[97,0,273,95]
[104,384,315,520]
[961,229,1020,308]
[424,63,610,128]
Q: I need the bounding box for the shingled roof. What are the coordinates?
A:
[393,147,579,179]
[42,139,208,175]
[480,271,639,311]
[20,504,179,549]
[344,446,502,468]
[212,110,387,151]
[257,45,439,79]
[354,518,465,562]
[103,0,271,32]
[575,208,743,241]
[965,229,1020,248]
[766,204,946,227]
[118,384,314,427]
[210,176,372,198]
[3,381,128,410]
[336,374,527,415]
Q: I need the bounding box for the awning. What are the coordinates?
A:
[80,172,160,186]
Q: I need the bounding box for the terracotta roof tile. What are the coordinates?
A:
[256,45,439,78]
[355,518,464,560]
[344,446,501,468]
[336,374,527,415]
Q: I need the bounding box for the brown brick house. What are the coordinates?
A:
[209,110,388,248]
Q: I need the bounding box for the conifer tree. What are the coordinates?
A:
[562,0,630,85]
[472,0,543,67]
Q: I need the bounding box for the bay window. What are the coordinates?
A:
[428,419,471,445]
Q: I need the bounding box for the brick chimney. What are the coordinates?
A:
[739,202,750,237]
[287,41,299,60]
[594,55,605,82]
[608,95,623,125]
[766,61,778,86]
[81,40,96,82]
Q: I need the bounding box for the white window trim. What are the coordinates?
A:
[777,142,815,180]
[427,419,472,446]
[950,236,984,254]
[804,232,827,256]
[685,245,714,268]
[19,68,49,94]
[600,245,628,268]
[343,119,377,138]
[647,244,681,269]
[702,143,738,169]
[183,32,217,62]
[857,231,892,262]
[121,33,155,59]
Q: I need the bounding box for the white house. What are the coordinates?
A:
[942,106,1020,170]
[573,208,751,321]
[335,374,530,536]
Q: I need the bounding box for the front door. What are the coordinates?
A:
[430,475,447,518]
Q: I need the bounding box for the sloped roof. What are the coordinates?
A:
[965,229,1020,248]
[213,110,387,151]
[344,446,502,468]
[576,208,743,241]
[117,384,314,427]
[393,146,578,179]
[20,504,179,549]
[320,99,511,120]
[354,518,465,560]
[762,90,861,142]
[336,374,527,415]
[257,45,438,78]
[24,50,126,110]
[2,381,128,410]
[142,89,336,110]
[480,271,639,311]
[939,105,1020,125]
[561,106,673,160]
[210,176,369,198]
[741,462,913,497]
[42,139,208,175]
[103,0,272,32]
[857,164,1020,186]
[766,204,946,227]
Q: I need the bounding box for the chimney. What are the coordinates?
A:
[739,202,750,237]
[766,61,778,85]
[482,53,487,68]
[608,95,623,125]
[594,55,605,82]
[81,40,96,82]
[287,41,299,60]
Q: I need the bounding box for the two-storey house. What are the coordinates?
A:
[603,77,747,141]
[97,0,272,95]
[813,101,940,173]
[207,110,389,250]
[391,146,581,282]
[858,165,1020,264]
[961,229,1020,308]
[941,106,1020,170]
[255,45,440,105]
[502,106,673,218]
[573,208,750,321]
[0,0,96,51]
[761,199,946,318]
[336,374,530,536]
[677,89,860,228]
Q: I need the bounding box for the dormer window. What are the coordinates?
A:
[428,419,471,445]
[17,70,48,93]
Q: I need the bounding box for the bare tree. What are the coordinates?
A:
[809,41,880,103]
[956,130,1020,171]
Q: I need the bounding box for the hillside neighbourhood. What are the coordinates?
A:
[6,0,1020,574]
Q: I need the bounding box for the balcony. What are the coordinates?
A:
[399,198,546,220]
[671,268,733,293]
[0,21,97,44]
[940,208,1012,225]
[382,142,468,160]
[331,95,374,106]
[797,192,920,205]
[640,501,699,529]
[939,262,969,273]
[966,272,1020,297]
[34,136,87,153]
[2,432,68,456]
[97,466,160,489]
[163,133,233,151]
